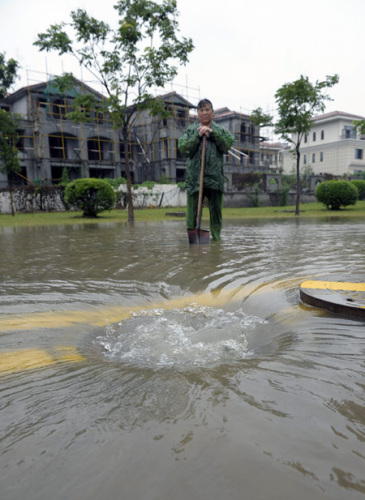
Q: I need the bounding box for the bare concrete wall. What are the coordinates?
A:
[0,186,68,214]
[0,184,317,214]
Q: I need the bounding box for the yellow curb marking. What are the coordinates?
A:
[300,280,365,310]
[300,281,365,292]
[0,346,86,375]
[0,279,306,375]
[0,283,279,333]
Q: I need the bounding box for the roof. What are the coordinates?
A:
[3,80,195,112]
[156,91,194,108]
[4,76,104,104]
[312,110,365,122]
[213,108,251,120]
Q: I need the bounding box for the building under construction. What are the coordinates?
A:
[0,75,282,189]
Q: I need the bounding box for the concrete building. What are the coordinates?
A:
[282,111,365,176]
[212,107,260,167]
[259,141,289,172]
[0,77,264,190]
[0,78,197,188]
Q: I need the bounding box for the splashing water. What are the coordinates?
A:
[96,304,266,367]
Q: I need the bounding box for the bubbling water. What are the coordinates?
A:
[96,304,266,367]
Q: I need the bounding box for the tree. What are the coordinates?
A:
[0,52,19,99]
[274,74,339,215]
[250,107,273,129]
[34,0,194,221]
[353,119,365,136]
[0,53,21,215]
[0,110,22,215]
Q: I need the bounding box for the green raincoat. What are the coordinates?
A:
[178,121,234,195]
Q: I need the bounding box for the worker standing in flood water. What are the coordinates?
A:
[178,99,234,241]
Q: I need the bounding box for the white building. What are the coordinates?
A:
[283,111,365,176]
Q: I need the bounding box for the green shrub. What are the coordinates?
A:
[60,167,70,185]
[315,180,358,210]
[132,181,156,190]
[64,178,116,217]
[350,179,365,200]
[352,171,365,180]
[105,176,127,189]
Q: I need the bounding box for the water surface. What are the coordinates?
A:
[0,217,364,500]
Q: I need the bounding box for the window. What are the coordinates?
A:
[320,152,324,162]
[175,108,187,128]
[303,154,307,165]
[249,123,255,144]
[240,123,248,143]
[355,149,363,160]
[313,132,316,142]
[16,130,25,150]
[163,105,171,127]
[49,134,65,159]
[88,139,101,161]
[52,99,66,119]
[95,110,104,124]
[321,130,324,140]
[88,136,113,161]
[343,126,356,139]
[176,168,185,183]
[312,153,316,163]
[304,134,308,143]
[164,139,169,158]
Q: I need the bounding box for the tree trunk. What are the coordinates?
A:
[295,148,301,216]
[9,184,15,216]
[122,129,134,222]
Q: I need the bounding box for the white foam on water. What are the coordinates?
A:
[96,304,266,367]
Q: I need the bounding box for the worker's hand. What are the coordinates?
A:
[198,126,212,137]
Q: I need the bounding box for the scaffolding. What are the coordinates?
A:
[2,69,279,188]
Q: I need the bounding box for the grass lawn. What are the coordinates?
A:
[0,201,364,228]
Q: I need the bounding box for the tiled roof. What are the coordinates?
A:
[313,110,365,121]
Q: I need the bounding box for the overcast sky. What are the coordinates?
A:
[1,0,365,121]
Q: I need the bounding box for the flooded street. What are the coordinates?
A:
[0,217,364,500]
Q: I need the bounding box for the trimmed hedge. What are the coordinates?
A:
[350,179,365,200]
[65,178,116,217]
[315,180,358,210]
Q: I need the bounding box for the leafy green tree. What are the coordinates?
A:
[65,178,116,217]
[315,180,358,210]
[353,119,365,137]
[249,107,273,129]
[34,0,194,222]
[274,74,339,215]
[0,111,22,216]
[0,53,21,215]
[0,52,19,99]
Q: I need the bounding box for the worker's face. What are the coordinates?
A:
[198,104,214,126]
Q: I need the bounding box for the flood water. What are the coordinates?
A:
[0,216,364,500]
